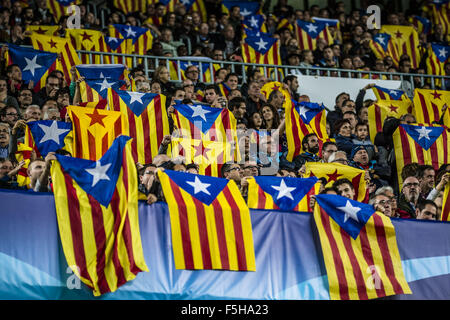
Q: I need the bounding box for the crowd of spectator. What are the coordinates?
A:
[0,0,448,222]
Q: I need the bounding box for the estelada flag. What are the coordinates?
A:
[372,86,411,102]
[247,176,319,212]
[67,105,123,161]
[242,14,267,33]
[65,29,109,65]
[380,25,421,69]
[222,0,260,18]
[157,169,256,271]
[47,0,81,22]
[14,143,33,188]
[107,89,170,164]
[295,19,333,51]
[241,34,281,66]
[426,44,450,86]
[393,123,450,187]
[369,33,400,68]
[146,0,207,22]
[284,100,330,162]
[25,120,72,158]
[441,182,450,221]
[6,43,58,93]
[51,135,148,296]
[422,0,450,41]
[260,81,291,110]
[313,194,411,300]
[305,162,368,202]
[25,25,59,37]
[412,88,450,125]
[367,100,412,143]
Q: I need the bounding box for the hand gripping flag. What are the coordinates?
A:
[412,88,450,125]
[6,43,58,93]
[25,120,72,158]
[367,100,412,143]
[107,89,170,164]
[313,194,411,300]
[393,123,450,187]
[14,143,33,187]
[285,100,331,161]
[369,33,400,67]
[295,19,333,51]
[158,169,256,271]
[247,176,320,212]
[372,85,410,102]
[67,105,124,161]
[305,162,368,202]
[380,25,421,69]
[51,135,148,296]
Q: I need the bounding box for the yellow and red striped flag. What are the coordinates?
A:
[305,162,368,202]
[107,89,170,164]
[295,19,333,51]
[412,88,450,125]
[393,123,450,187]
[146,0,207,22]
[157,169,256,271]
[51,135,148,296]
[367,100,412,143]
[260,81,291,110]
[422,0,450,41]
[30,34,81,87]
[371,85,411,102]
[241,35,281,67]
[380,25,421,69]
[65,29,109,65]
[14,143,33,188]
[247,176,320,212]
[284,100,331,162]
[313,194,411,300]
[369,33,400,68]
[47,0,82,22]
[25,25,59,37]
[113,0,147,15]
[425,44,450,85]
[67,105,123,161]
[441,182,450,221]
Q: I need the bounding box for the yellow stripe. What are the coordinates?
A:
[216,191,239,270]
[203,203,223,269]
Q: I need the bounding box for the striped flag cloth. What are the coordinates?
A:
[412,88,450,125]
[29,34,81,87]
[25,25,59,37]
[260,81,291,110]
[305,162,368,202]
[241,34,281,67]
[425,44,450,86]
[393,123,450,187]
[24,120,72,158]
[67,105,123,161]
[380,25,421,69]
[422,0,450,40]
[247,176,319,212]
[107,89,170,164]
[51,135,148,296]
[284,100,331,162]
[367,100,412,143]
[6,43,58,93]
[369,33,400,67]
[14,143,33,188]
[372,86,411,102]
[441,182,450,221]
[222,0,260,18]
[408,16,432,35]
[295,19,333,51]
[157,169,256,271]
[102,36,128,65]
[145,0,207,22]
[243,14,267,33]
[66,29,110,65]
[313,194,411,300]
[113,0,147,14]
[47,0,81,22]
[217,82,231,98]
[169,137,234,177]
[176,60,214,83]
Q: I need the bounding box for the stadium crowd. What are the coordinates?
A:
[0,0,448,222]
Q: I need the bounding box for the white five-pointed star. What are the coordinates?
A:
[128,91,146,104]
[438,47,448,58]
[416,126,433,141]
[125,26,136,38]
[249,16,259,28]
[38,121,70,144]
[389,89,401,97]
[255,37,268,51]
[337,200,361,223]
[306,23,318,33]
[85,161,111,187]
[95,78,114,92]
[240,8,251,16]
[298,105,309,120]
[23,55,42,77]
[180,0,190,6]
[186,176,211,195]
[272,179,296,200]
[375,35,386,45]
[190,104,210,121]
[108,37,118,43]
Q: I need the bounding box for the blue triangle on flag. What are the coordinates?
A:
[374,85,404,100]
[164,170,228,206]
[104,36,125,51]
[294,100,324,124]
[431,44,450,63]
[7,43,58,85]
[180,0,196,10]
[174,103,222,134]
[27,120,72,157]
[244,28,271,38]
[402,124,444,150]
[245,36,277,55]
[315,194,375,239]
[254,176,318,211]
[113,24,148,44]
[222,1,260,17]
[243,14,265,30]
[296,20,327,38]
[115,90,159,117]
[76,64,126,80]
[373,33,391,52]
[56,135,131,207]
[85,79,126,98]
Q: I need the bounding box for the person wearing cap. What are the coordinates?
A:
[349,145,370,170]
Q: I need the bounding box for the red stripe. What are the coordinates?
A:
[443,128,448,165]
[374,105,382,134]
[339,228,369,299]
[431,102,440,123]
[87,194,111,294]
[408,34,417,68]
[307,31,314,50]
[139,106,152,164]
[399,126,412,166]
[153,95,164,161]
[88,130,97,161]
[211,197,230,269]
[192,197,213,269]
[102,132,108,157]
[62,172,91,287]
[221,186,248,271]
[168,178,195,269]
[289,104,302,157]
[372,214,405,294]
[71,113,83,159]
[318,208,350,300]
[86,83,94,101]
[351,173,363,201]
[418,91,431,124]
[314,111,324,139]
[413,139,425,164]
[442,190,450,221]
[257,184,267,209]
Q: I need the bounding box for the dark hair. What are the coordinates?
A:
[204,84,219,94]
[301,133,317,150]
[401,163,420,180]
[334,119,351,135]
[332,178,354,193]
[228,97,246,111]
[224,72,239,83]
[355,121,368,130]
[322,141,337,151]
[283,75,297,84]
[259,103,281,129]
[417,164,435,179]
[186,163,199,172]
[221,162,235,178]
[416,199,438,213]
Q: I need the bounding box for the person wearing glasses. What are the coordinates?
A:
[397,175,422,219]
[0,105,19,128]
[221,162,243,187]
[369,192,396,218]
